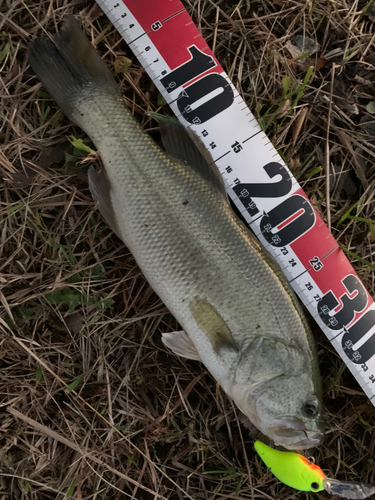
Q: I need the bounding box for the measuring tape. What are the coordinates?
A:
[95,0,375,404]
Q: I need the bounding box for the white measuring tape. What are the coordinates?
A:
[95,0,375,404]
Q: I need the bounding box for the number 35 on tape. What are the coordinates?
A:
[96,0,375,404]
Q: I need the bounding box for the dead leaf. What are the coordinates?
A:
[336,129,369,188]
[365,2,375,22]
[286,35,319,70]
[12,165,37,189]
[114,56,132,75]
[315,57,327,70]
[294,35,319,61]
[65,311,84,334]
[293,106,309,145]
[329,163,358,199]
[48,311,83,335]
[39,143,67,169]
[0,149,16,173]
[289,154,301,170]
[275,98,291,118]
[320,78,359,115]
[344,61,375,84]
[285,40,302,60]
[364,52,375,67]
[360,115,375,136]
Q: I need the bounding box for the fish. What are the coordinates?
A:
[28,16,324,450]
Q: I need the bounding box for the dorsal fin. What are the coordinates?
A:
[151,113,228,199]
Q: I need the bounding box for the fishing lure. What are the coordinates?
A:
[254,440,375,499]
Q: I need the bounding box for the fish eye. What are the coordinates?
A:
[302,398,319,418]
[310,482,320,491]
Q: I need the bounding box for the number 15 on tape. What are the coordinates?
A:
[96,0,375,404]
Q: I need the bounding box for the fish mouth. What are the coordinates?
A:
[269,419,324,450]
[280,433,323,450]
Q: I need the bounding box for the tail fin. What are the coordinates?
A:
[28,15,121,120]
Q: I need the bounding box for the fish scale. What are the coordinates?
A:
[79,87,320,436]
[28,15,324,450]
[93,0,375,407]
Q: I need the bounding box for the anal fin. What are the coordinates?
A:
[161,331,201,361]
[88,165,122,239]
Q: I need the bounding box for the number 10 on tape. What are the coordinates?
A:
[96,0,375,404]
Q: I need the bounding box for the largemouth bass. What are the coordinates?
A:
[29,16,324,450]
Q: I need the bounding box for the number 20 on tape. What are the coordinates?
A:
[96,0,375,404]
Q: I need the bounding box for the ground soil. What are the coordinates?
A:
[1,1,375,499]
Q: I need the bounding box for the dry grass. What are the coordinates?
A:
[1,0,375,498]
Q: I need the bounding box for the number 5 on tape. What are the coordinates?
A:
[96,0,375,404]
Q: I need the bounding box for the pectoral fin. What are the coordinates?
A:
[190,298,237,353]
[161,331,201,361]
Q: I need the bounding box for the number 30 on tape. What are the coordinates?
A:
[96,0,375,404]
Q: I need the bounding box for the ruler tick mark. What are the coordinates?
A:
[250,213,263,224]
[332,330,344,340]
[95,0,375,406]
[321,245,339,261]
[288,268,310,284]
[212,151,231,163]
[161,8,185,23]
[128,31,149,45]
[242,130,262,144]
